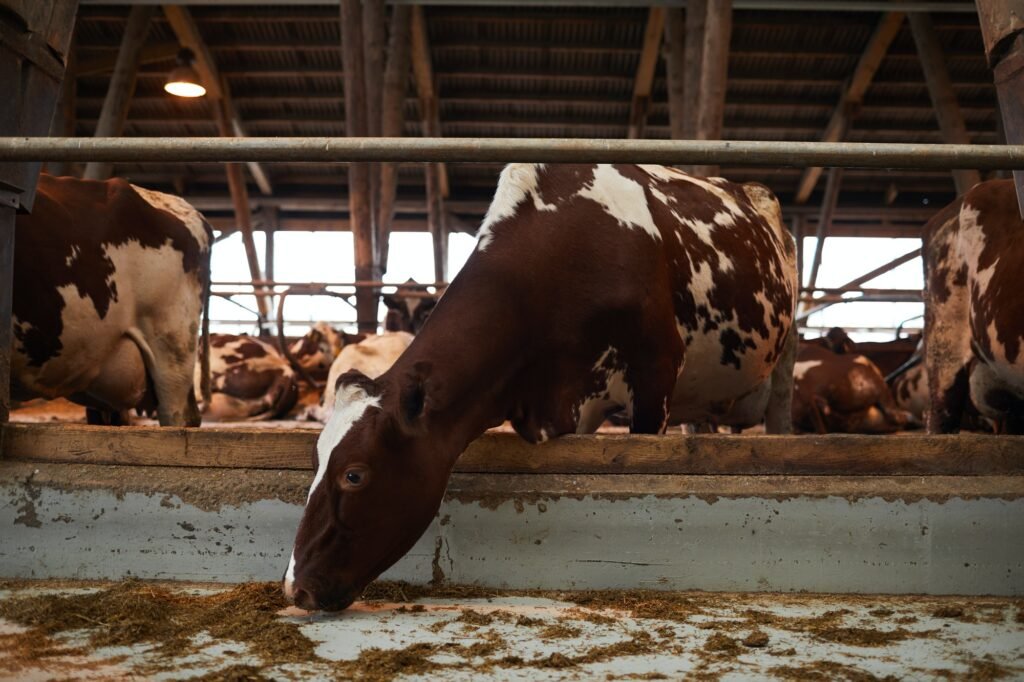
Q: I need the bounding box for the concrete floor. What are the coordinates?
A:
[1,581,1021,681]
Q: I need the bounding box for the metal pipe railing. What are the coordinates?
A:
[3,137,1022,169]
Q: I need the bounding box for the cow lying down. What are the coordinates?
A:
[11,174,211,426]
[196,334,299,421]
[793,343,915,433]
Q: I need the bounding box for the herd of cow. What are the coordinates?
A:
[9,166,1024,437]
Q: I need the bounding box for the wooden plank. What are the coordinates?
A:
[627,7,665,140]
[363,0,386,275]
[794,11,905,204]
[909,12,982,195]
[82,6,155,181]
[663,7,686,142]
[3,424,1024,477]
[340,0,378,332]
[411,6,449,198]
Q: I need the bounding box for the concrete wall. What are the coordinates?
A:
[2,462,1022,595]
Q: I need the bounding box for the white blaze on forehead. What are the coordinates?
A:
[794,359,823,380]
[576,165,661,241]
[476,163,555,251]
[130,184,211,249]
[308,384,382,502]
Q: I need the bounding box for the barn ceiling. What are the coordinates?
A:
[67,2,1001,236]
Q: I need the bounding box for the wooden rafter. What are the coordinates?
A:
[627,7,665,140]
[82,6,155,181]
[378,5,413,272]
[909,12,981,194]
[794,11,905,204]
[663,8,686,141]
[161,5,272,197]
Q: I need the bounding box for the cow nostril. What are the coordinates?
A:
[291,587,317,611]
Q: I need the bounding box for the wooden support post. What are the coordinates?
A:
[411,5,448,282]
[975,0,1024,217]
[909,12,982,194]
[378,5,412,273]
[46,42,76,178]
[627,7,665,140]
[806,166,844,294]
[693,0,732,177]
[215,98,269,329]
[341,0,378,333]
[794,12,905,204]
[363,0,386,278]
[664,8,686,142]
[682,0,707,144]
[426,162,447,283]
[792,215,804,290]
[264,205,277,321]
[82,6,155,181]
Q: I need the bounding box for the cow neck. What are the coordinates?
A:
[384,270,528,468]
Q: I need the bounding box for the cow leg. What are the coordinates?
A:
[126,325,202,427]
[969,362,1024,434]
[628,360,679,435]
[85,407,131,426]
[83,337,148,421]
[764,324,797,434]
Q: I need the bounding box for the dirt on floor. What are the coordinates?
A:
[0,579,1021,681]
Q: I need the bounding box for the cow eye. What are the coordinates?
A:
[341,467,369,490]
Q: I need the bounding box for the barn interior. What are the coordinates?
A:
[1,0,1023,679]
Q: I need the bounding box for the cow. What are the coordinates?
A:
[891,360,929,423]
[286,322,364,384]
[305,331,414,423]
[383,279,438,334]
[196,334,299,421]
[11,174,210,426]
[924,179,1024,433]
[283,163,798,611]
[810,326,919,376]
[793,343,915,433]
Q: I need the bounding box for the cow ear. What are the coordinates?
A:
[334,369,377,400]
[397,361,434,434]
[382,295,400,310]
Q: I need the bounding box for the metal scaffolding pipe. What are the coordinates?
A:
[1,137,1021,169]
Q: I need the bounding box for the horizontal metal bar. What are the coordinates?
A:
[78,0,979,11]
[3,137,1021,169]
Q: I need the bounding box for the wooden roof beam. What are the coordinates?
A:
[411,5,449,198]
[909,12,982,194]
[161,5,273,197]
[793,11,905,204]
[693,0,732,176]
[74,41,179,76]
[627,7,665,139]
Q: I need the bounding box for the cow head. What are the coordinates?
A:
[290,323,364,382]
[284,363,448,611]
[382,280,438,334]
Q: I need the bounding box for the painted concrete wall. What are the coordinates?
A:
[1,463,1021,595]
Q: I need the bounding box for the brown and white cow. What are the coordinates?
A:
[810,326,919,377]
[196,334,299,421]
[891,360,929,423]
[286,322,364,384]
[793,343,915,433]
[924,179,1024,433]
[383,279,438,334]
[11,174,210,426]
[283,163,797,611]
[305,331,414,423]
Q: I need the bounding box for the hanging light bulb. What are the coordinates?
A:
[164,48,206,98]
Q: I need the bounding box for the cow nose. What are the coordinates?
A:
[291,587,318,611]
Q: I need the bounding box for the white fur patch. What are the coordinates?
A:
[794,360,823,380]
[476,164,554,251]
[853,355,873,367]
[283,553,297,598]
[576,165,661,241]
[308,384,381,503]
[130,184,210,249]
[316,332,413,422]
